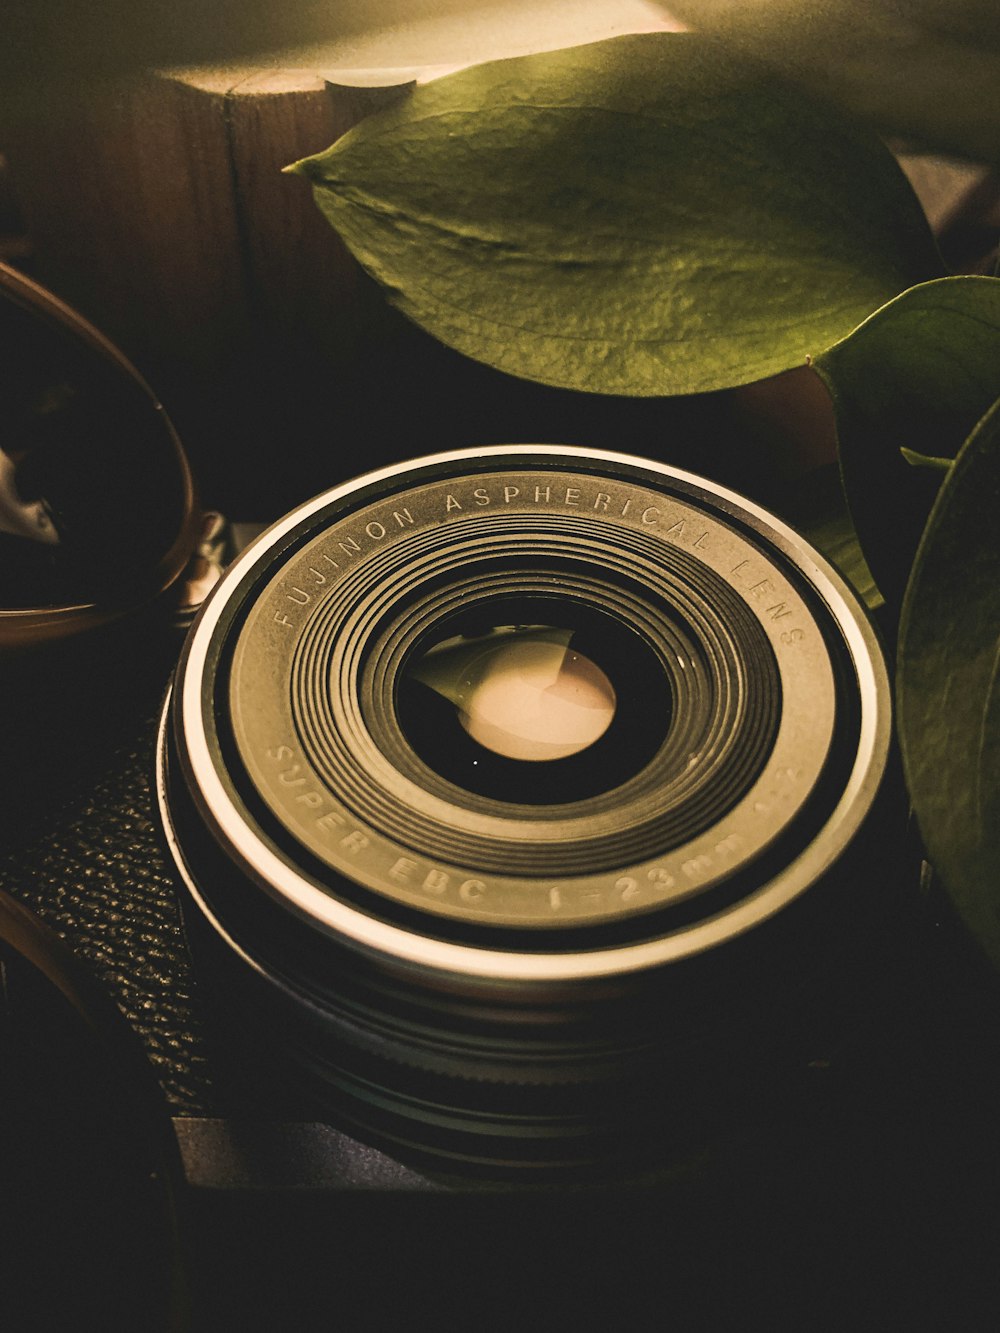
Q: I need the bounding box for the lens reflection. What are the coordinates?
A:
[412,626,617,762]
[398,602,670,805]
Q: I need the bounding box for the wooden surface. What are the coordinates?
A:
[3,69,419,508]
[3,70,413,370]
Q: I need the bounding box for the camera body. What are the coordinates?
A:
[1,441,978,1327]
[7,450,1000,1333]
[6,258,1000,1326]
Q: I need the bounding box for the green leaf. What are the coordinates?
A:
[900,447,954,474]
[774,464,882,611]
[814,276,1000,605]
[289,33,940,397]
[898,396,1000,968]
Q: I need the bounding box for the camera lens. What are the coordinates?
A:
[159,446,898,1171]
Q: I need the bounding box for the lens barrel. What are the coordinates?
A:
[158,446,898,1172]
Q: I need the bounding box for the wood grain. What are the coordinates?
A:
[3,69,416,505]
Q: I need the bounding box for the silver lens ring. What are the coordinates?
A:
[159,445,897,1170]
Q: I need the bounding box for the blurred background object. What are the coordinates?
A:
[0,264,198,649]
[2,0,675,95]
[654,1,1000,164]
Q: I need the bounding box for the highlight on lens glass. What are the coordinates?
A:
[159,444,899,1171]
[408,625,617,763]
[0,263,198,650]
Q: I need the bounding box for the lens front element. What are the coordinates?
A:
[410,625,617,764]
[397,602,671,805]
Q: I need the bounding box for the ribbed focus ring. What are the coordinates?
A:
[288,513,780,876]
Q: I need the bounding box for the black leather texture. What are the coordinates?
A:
[0,608,214,1112]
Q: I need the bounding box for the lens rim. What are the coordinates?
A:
[169,445,891,984]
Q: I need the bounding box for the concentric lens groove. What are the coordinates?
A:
[288,514,780,875]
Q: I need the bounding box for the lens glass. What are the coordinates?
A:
[413,626,616,761]
[396,598,671,804]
